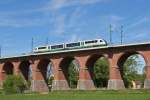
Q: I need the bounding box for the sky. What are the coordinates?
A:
[0,0,150,56]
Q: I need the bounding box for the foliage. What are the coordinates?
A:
[68,61,79,88]
[3,75,17,94]
[3,74,27,94]
[122,54,145,88]
[14,75,26,93]
[27,80,31,89]
[93,57,109,88]
[48,76,54,85]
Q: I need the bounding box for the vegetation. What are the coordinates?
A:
[48,76,54,85]
[3,75,16,94]
[122,54,145,88]
[93,57,109,88]
[68,61,79,88]
[15,75,27,93]
[3,75,27,94]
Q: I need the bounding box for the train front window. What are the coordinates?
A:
[85,40,97,44]
[51,45,63,49]
[100,40,103,42]
[66,42,80,47]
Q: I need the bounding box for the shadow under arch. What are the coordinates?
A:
[2,62,14,77]
[117,51,147,88]
[59,56,79,88]
[37,58,51,84]
[86,54,109,88]
[19,60,31,81]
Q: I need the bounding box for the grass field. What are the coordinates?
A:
[0,90,150,100]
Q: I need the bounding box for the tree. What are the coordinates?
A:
[3,75,17,94]
[3,74,27,94]
[68,61,79,88]
[122,54,145,88]
[14,75,26,93]
[48,76,54,85]
[93,57,109,88]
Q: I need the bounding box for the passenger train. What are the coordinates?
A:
[33,39,107,53]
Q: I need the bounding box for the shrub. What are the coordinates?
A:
[3,74,27,94]
[48,76,54,85]
[3,75,17,94]
[14,75,26,93]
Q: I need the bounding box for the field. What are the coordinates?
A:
[0,90,150,100]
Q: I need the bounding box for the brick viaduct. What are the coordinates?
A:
[0,43,150,92]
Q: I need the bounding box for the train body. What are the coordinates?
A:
[33,39,107,53]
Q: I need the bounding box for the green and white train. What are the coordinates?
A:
[33,39,107,53]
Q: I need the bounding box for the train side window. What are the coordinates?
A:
[38,47,47,49]
[85,40,97,44]
[66,42,80,47]
[51,45,63,49]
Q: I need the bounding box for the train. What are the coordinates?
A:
[33,39,107,53]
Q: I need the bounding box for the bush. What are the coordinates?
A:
[3,75,27,94]
[48,76,54,85]
[14,75,26,93]
[27,80,31,88]
[3,75,17,94]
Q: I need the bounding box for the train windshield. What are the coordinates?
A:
[99,40,103,42]
[66,42,80,47]
[85,40,98,44]
[51,44,63,49]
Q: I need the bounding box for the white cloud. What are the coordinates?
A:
[48,6,86,35]
[126,17,150,30]
[53,15,66,35]
[68,34,81,42]
[123,16,150,40]
[99,15,124,32]
[0,17,48,27]
[123,26,150,44]
[129,29,150,39]
[0,0,112,30]
[79,0,109,5]
[0,0,17,4]
[68,7,84,28]
[46,0,110,11]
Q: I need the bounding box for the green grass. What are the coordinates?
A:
[0,90,150,100]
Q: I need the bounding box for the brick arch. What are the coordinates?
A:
[2,62,14,79]
[117,51,147,88]
[117,51,147,73]
[19,60,30,81]
[86,54,109,87]
[31,58,53,92]
[59,56,79,87]
[37,58,51,83]
[117,51,147,68]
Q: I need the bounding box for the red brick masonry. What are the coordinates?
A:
[0,43,150,92]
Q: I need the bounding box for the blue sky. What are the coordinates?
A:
[0,0,150,56]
